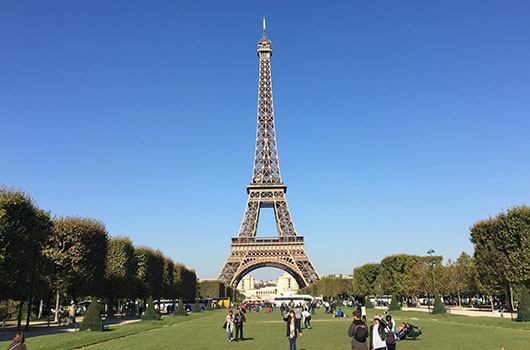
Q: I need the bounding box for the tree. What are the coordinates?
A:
[388,295,401,311]
[134,247,164,302]
[193,300,201,313]
[103,237,135,318]
[80,298,102,331]
[162,257,176,302]
[470,206,530,310]
[174,298,187,316]
[180,267,197,300]
[377,254,422,298]
[432,294,446,314]
[352,263,380,297]
[47,216,108,322]
[299,276,352,298]
[365,295,373,309]
[142,296,159,321]
[0,187,52,329]
[198,280,225,298]
[442,253,474,307]
[517,285,530,322]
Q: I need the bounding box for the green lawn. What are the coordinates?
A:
[2,309,529,349]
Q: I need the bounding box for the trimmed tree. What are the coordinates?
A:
[365,296,374,309]
[142,296,159,321]
[432,294,447,314]
[388,295,401,311]
[174,298,187,316]
[517,285,530,322]
[193,300,201,313]
[80,299,102,331]
[206,299,213,311]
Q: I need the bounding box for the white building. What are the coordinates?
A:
[237,272,299,299]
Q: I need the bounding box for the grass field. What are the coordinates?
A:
[2,308,529,349]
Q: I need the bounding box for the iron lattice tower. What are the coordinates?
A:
[217,19,319,288]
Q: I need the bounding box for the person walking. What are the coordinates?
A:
[348,310,368,350]
[284,310,302,350]
[361,304,367,323]
[7,332,26,350]
[302,308,311,329]
[225,309,235,342]
[234,308,246,341]
[369,315,387,350]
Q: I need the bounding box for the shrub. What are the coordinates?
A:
[174,298,187,316]
[388,295,401,311]
[517,285,530,322]
[432,294,447,314]
[193,300,201,313]
[80,299,102,331]
[365,296,374,309]
[206,299,213,311]
[142,296,160,321]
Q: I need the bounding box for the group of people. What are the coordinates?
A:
[348,311,422,350]
[224,308,247,342]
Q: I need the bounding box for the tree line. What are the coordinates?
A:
[0,187,197,329]
[299,275,353,298]
[351,205,530,311]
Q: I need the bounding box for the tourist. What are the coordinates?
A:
[284,310,302,350]
[234,308,246,341]
[294,307,302,325]
[225,309,235,342]
[385,314,395,333]
[7,332,26,350]
[396,322,422,340]
[361,304,367,323]
[369,315,387,350]
[324,301,330,314]
[348,310,368,350]
[334,308,345,317]
[302,308,311,329]
[385,319,397,350]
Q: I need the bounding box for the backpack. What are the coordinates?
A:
[386,330,396,345]
[354,323,368,342]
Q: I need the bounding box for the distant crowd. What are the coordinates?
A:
[222,298,421,350]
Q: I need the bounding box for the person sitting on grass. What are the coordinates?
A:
[396,323,422,340]
[7,332,26,350]
[334,308,346,317]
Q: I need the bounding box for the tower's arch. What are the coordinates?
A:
[232,261,306,289]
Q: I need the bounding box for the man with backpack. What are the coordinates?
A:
[348,310,368,350]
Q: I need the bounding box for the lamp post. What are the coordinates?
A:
[427,249,437,301]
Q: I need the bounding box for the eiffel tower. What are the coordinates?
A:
[217,19,319,289]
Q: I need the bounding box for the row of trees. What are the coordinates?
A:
[0,187,197,329]
[197,280,242,300]
[352,252,474,306]
[470,205,530,311]
[350,206,530,311]
[299,275,353,298]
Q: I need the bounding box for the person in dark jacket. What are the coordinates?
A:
[284,310,302,350]
[348,310,368,350]
[369,315,387,350]
[234,308,246,341]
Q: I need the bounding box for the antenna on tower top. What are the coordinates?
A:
[262,17,267,39]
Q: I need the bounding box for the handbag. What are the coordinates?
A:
[222,321,227,329]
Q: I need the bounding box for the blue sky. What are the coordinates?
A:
[1,1,529,281]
